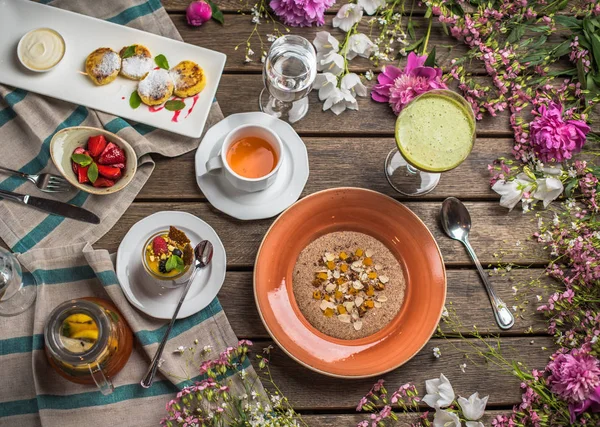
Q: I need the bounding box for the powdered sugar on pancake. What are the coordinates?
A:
[96,51,121,77]
[138,69,173,101]
[122,55,153,79]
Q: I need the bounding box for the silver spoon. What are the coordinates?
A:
[440,197,514,330]
[141,240,214,388]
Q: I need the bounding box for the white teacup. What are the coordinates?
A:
[203,124,283,193]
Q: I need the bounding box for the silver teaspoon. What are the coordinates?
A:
[141,240,214,388]
[440,197,514,330]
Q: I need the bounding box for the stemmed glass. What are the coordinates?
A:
[385,89,476,196]
[259,35,317,124]
[0,247,36,316]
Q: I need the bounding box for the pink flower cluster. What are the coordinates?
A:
[371,52,447,115]
[529,102,590,163]
[270,0,335,27]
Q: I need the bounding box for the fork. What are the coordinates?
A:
[0,166,72,193]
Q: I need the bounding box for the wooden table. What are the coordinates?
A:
[100,2,592,424]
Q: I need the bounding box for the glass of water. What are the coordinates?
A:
[0,247,36,316]
[260,35,317,124]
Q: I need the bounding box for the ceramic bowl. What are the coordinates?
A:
[50,126,137,195]
[254,187,446,378]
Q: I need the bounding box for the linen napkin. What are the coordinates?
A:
[0,243,252,427]
[0,0,223,252]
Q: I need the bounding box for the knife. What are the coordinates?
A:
[0,189,100,224]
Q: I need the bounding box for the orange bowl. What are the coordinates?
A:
[254,188,446,378]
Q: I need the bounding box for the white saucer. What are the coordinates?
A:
[195,112,309,220]
[116,211,227,319]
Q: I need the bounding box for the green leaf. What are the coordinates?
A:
[165,255,184,273]
[207,0,224,25]
[404,37,424,53]
[164,100,186,111]
[590,33,600,72]
[552,39,572,58]
[121,45,137,59]
[507,25,525,44]
[578,58,587,89]
[407,20,416,40]
[554,16,582,30]
[71,153,93,167]
[424,7,432,19]
[129,91,141,109]
[154,54,169,70]
[424,46,437,67]
[87,162,98,183]
[565,178,578,198]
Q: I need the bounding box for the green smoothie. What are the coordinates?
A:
[395,91,475,172]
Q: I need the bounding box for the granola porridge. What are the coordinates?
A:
[292,231,405,340]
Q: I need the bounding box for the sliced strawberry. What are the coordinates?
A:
[77,165,90,184]
[97,165,122,180]
[72,147,90,177]
[152,236,168,255]
[92,177,115,188]
[98,142,126,165]
[73,147,87,155]
[111,163,126,169]
[88,135,107,158]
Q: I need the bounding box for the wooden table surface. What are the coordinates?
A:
[104,2,588,424]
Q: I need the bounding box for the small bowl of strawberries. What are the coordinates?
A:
[50,126,137,195]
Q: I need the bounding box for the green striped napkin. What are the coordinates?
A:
[0,0,224,252]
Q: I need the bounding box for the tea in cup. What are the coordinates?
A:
[204,124,283,192]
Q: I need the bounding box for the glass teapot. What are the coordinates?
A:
[44,297,133,395]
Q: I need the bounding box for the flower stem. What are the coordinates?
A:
[421,16,432,56]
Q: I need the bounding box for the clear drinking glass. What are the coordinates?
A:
[385,89,476,196]
[259,35,317,124]
[0,247,36,316]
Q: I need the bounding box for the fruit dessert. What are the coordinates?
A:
[85,48,122,86]
[145,226,194,278]
[71,134,127,188]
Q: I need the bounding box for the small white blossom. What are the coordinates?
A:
[512,305,518,312]
[364,70,374,81]
[175,346,185,354]
[441,306,449,318]
[433,409,461,427]
[568,167,577,178]
[433,347,441,358]
[341,73,368,98]
[313,31,339,54]
[203,345,212,353]
[247,48,254,56]
[357,0,386,15]
[512,286,518,295]
[267,34,277,42]
[251,16,260,24]
[333,4,364,32]
[345,33,375,59]
[591,335,598,344]
[536,295,543,302]
[460,363,467,373]
[423,374,455,409]
[458,392,488,421]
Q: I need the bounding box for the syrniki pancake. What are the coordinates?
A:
[137,69,174,106]
[119,44,153,80]
[85,48,121,86]
[170,60,206,98]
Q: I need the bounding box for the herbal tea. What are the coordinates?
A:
[226,137,278,179]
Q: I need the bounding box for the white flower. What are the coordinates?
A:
[267,34,277,42]
[345,33,375,59]
[532,176,563,208]
[457,392,488,420]
[466,423,485,427]
[357,0,386,15]
[313,31,339,54]
[175,346,185,354]
[423,374,455,409]
[491,178,532,210]
[322,87,358,115]
[314,72,338,99]
[364,70,374,81]
[341,73,367,97]
[460,363,467,373]
[536,295,542,301]
[333,4,363,32]
[441,306,449,318]
[568,167,577,178]
[433,409,461,427]
[317,50,345,76]
[433,347,441,358]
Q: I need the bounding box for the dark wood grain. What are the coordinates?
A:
[94,201,548,266]
[250,336,554,410]
[301,411,512,426]
[219,269,555,339]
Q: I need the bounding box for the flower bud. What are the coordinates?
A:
[186,1,212,26]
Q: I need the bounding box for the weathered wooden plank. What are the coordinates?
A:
[140,137,512,200]
[219,269,554,339]
[94,201,548,266]
[249,336,554,409]
[301,412,511,427]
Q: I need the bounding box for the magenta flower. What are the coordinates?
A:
[569,385,600,423]
[371,52,447,115]
[186,1,212,26]
[529,102,590,163]
[547,350,600,403]
[270,0,335,27]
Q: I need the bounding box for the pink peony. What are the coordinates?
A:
[529,102,589,163]
[270,0,335,27]
[371,52,447,115]
[186,1,212,26]
[547,350,600,403]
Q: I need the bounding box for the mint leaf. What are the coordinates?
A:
[165,100,186,111]
[154,54,169,70]
[424,46,437,67]
[121,45,137,59]
[71,153,93,167]
[87,162,98,183]
[207,0,224,24]
[129,91,142,109]
[166,255,185,273]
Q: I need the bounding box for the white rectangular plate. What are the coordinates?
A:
[0,0,226,138]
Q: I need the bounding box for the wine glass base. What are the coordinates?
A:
[259,89,309,124]
[384,148,441,196]
[0,284,36,317]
